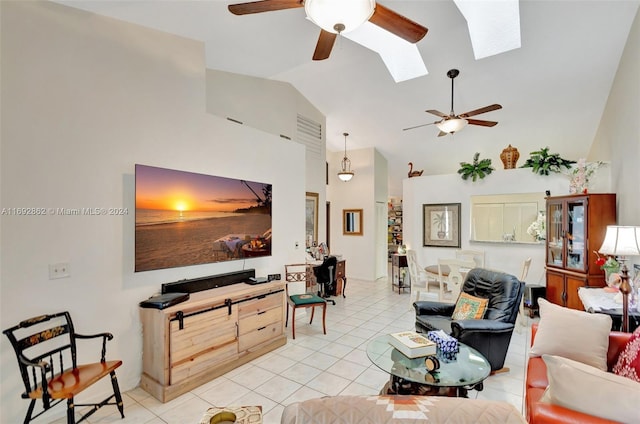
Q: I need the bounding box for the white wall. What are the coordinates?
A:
[403,168,575,284]
[205,69,328,241]
[0,2,305,422]
[327,147,387,281]
[589,8,640,269]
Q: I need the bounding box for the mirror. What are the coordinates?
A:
[343,209,363,235]
[470,193,545,243]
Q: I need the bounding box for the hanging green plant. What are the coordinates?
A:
[458,152,494,182]
[520,147,576,175]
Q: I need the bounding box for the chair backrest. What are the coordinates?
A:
[438,258,476,299]
[314,256,337,284]
[520,257,532,282]
[406,250,424,284]
[3,312,78,398]
[462,268,525,323]
[285,263,311,295]
[455,249,485,267]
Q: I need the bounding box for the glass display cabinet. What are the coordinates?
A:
[545,194,616,310]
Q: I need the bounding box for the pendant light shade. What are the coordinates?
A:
[337,132,354,182]
[305,0,375,34]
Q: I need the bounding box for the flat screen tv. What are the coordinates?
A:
[135,164,272,272]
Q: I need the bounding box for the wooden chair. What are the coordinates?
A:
[437,258,476,302]
[285,264,327,339]
[3,311,124,424]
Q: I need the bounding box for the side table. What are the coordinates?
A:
[391,254,410,294]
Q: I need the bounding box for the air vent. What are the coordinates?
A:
[296,114,323,158]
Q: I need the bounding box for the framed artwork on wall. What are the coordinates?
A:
[343,209,363,236]
[423,203,461,248]
[305,192,319,246]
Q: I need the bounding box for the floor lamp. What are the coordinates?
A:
[598,226,640,332]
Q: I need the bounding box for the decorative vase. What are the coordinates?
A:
[500,144,520,169]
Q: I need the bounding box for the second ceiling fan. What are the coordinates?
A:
[404,69,502,136]
[228,0,428,60]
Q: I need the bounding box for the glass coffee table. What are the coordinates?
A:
[366,334,491,397]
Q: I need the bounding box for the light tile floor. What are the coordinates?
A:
[52,275,534,424]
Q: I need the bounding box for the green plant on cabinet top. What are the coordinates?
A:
[458,152,494,181]
[520,147,576,175]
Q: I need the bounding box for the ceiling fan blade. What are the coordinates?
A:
[312,30,337,61]
[426,109,448,118]
[437,131,449,137]
[459,103,502,118]
[402,121,437,131]
[369,3,428,43]
[228,0,303,15]
[467,118,498,127]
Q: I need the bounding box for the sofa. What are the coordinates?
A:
[414,268,524,371]
[525,323,632,424]
[281,395,526,423]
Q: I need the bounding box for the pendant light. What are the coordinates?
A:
[337,132,354,182]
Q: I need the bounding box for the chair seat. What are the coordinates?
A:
[28,360,123,400]
[416,315,454,334]
[290,294,326,306]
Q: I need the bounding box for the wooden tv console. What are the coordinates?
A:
[139,280,286,402]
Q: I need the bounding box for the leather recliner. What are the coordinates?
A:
[413,268,525,371]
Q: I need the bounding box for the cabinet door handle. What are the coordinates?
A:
[176,311,184,330]
[225,298,232,315]
[257,326,267,331]
[257,311,266,315]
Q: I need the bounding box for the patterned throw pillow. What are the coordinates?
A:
[613,326,640,382]
[452,293,488,320]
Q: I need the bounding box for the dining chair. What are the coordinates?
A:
[516,257,532,332]
[437,258,476,302]
[284,263,327,339]
[455,249,486,267]
[406,250,439,307]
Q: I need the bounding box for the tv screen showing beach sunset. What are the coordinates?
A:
[135,164,272,272]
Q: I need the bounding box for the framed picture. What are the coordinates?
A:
[423,203,461,248]
[343,209,363,236]
[305,192,319,246]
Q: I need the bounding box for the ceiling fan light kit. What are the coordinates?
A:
[338,132,354,182]
[305,0,375,34]
[436,118,468,134]
[404,69,502,136]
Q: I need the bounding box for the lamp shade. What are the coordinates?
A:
[305,0,375,34]
[598,226,640,257]
[435,118,468,134]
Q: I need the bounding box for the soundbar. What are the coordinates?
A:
[161,269,256,294]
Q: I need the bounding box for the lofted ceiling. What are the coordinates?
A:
[56,0,639,195]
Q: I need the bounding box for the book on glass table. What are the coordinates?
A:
[388,331,436,358]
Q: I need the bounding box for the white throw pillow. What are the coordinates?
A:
[541,355,640,423]
[529,298,611,370]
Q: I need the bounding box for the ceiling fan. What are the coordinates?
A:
[227,0,428,61]
[403,69,502,136]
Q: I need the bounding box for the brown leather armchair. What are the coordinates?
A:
[413,268,524,372]
[525,323,632,424]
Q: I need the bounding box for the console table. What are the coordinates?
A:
[140,281,286,402]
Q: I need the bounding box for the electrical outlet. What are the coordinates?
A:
[49,263,71,279]
[268,274,281,281]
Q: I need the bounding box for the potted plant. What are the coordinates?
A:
[520,147,575,175]
[457,152,494,181]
